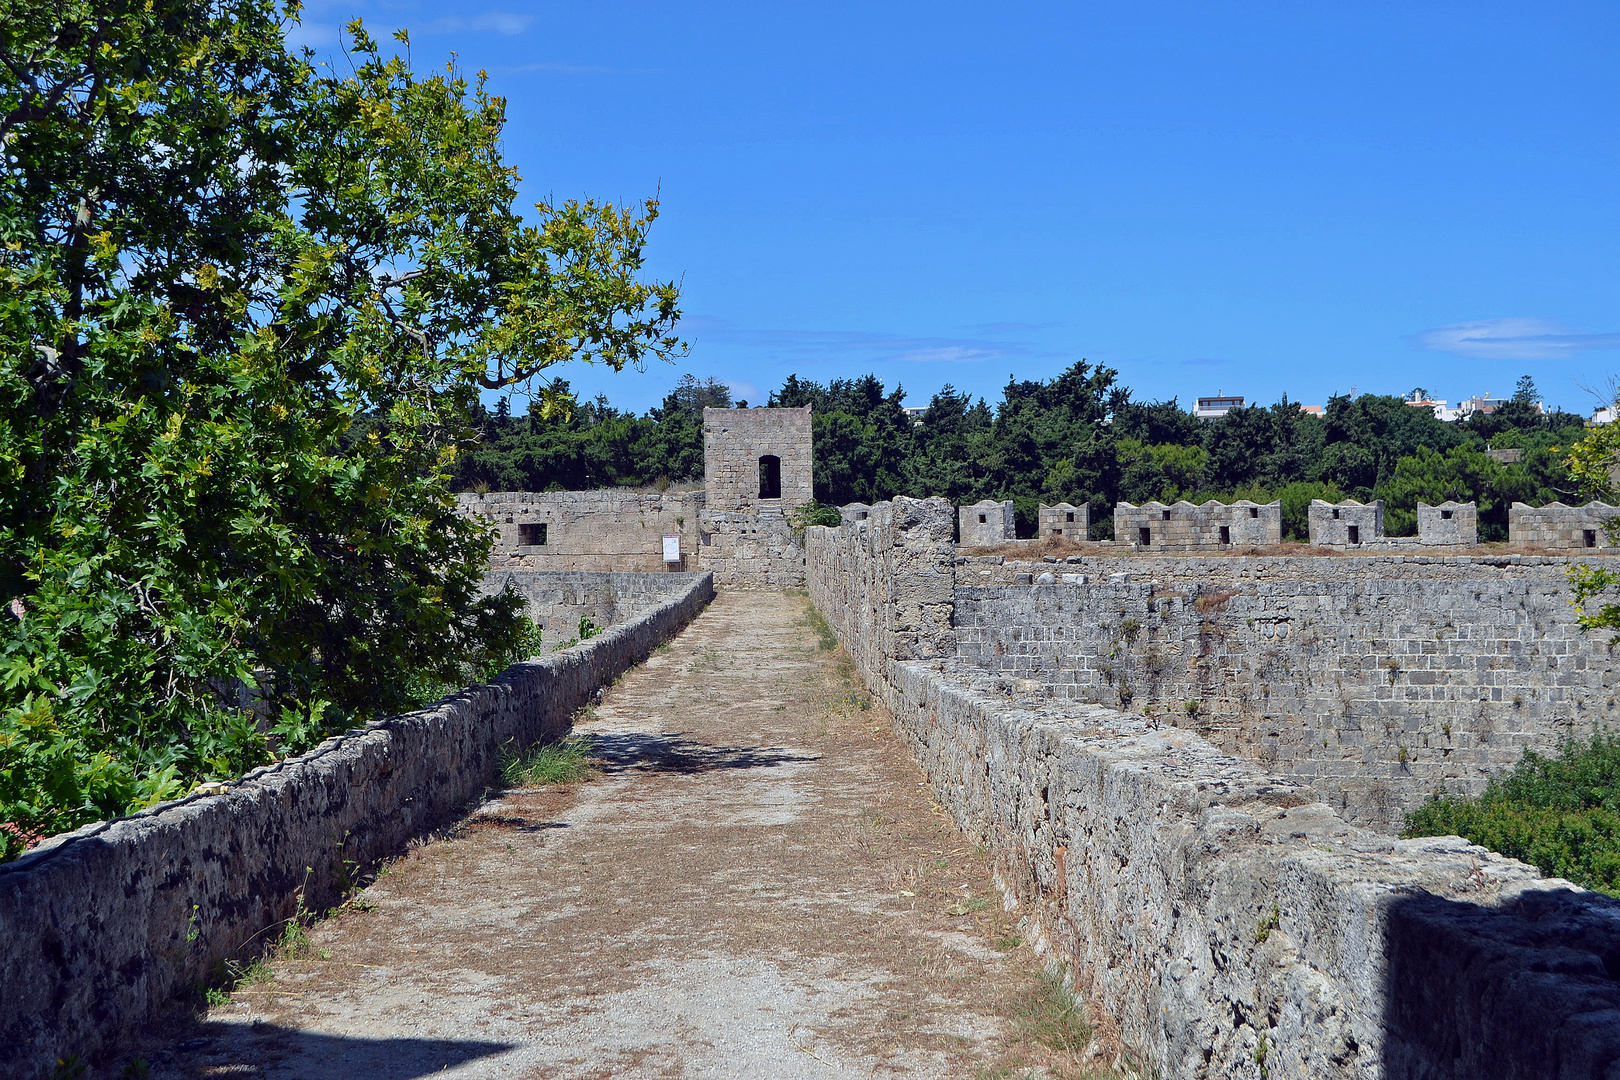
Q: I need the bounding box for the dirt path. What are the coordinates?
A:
[142,591,1111,1079]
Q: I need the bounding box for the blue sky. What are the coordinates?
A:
[290,1,1620,415]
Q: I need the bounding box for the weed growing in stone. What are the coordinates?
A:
[500,736,597,787]
[1255,903,1280,944]
[551,615,602,652]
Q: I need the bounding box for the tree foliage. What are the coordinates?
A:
[1405,736,1620,897]
[460,364,1589,546]
[0,1,681,857]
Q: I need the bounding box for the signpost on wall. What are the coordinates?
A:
[662,535,681,568]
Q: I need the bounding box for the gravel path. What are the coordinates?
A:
[141,591,1101,1079]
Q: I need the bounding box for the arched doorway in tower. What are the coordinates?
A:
[758,455,782,499]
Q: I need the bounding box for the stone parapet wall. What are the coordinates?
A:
[478,570,709,644]
[1038,502,1088,541]
[1417,501,1478,545]
[952,553,1620,830]
[805,497,956,676]
[890,661,1620,1080]
[1509,501,1620,549]
[805,503,1620,1080]
[958,499,1015,546]
[456,489,705,571]
[0,574,716,1079]
[1308,499,1384,546]
[1115,499,1282,550]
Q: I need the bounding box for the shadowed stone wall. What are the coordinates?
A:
[479,570,709,644]
[0,575,716,1079]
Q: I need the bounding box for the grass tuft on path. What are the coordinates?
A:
[500,736,596,787]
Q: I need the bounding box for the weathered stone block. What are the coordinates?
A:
[1418,501,1478,546]
[1037,501,1089,541]
[958,499,1015,546]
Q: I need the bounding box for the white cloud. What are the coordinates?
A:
[283,20,339,49]
[1413,317,1620,361]
[423,12,534,35]
[501,61,653,75]
[723,380,762,403]
[682,317,1030,365]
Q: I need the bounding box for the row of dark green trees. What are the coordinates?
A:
[454,365,1591,542]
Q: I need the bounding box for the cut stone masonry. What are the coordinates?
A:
[958,499,1015,546]
[1115,499,1282,550]
[1037,501,1089,541]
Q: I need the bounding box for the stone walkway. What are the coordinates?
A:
[143,591,1104,1079]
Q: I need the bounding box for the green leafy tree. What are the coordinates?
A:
[1406,736,1620,896]
[0,2,682,856]
[1376,445,1537,539]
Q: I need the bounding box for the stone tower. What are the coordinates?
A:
[702,406,814,511]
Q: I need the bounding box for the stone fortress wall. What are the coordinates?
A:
[1417,500,1478,545]
[805,499,1620,1080]
[457,406,817,588]
[1308,498,1384,547]
[958,499,1015,545]
[701,405,813,511]
[1115,499,1282,549]
[953,552,1617,831]
[1038,501,1088,540]
[456,489,706,572]
[1510,500,1620,549]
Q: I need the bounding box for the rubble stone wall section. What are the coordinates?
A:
[456,489,705,572]
[952,553,1620,831]
[0,575,716,1079]
[1509,501,1620,549]
[477,570,708,644]
[806,501,1620,1080]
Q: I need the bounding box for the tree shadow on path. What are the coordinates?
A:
[587,732,819,776]
[163,1023,516,1080]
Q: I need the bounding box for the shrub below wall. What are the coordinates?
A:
[0,573,714,1079]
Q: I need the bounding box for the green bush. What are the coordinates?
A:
[791,500,844,532]
[1404,735,1620,895]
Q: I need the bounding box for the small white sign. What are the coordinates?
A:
[662,535,681,563]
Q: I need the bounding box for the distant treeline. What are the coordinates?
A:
[453,363,1591,542]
